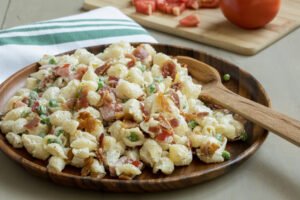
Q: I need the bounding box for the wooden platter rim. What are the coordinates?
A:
[0,43,270,190]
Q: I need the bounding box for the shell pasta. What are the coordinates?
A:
[0,42,246,180]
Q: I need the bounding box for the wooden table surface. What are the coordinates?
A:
[0,0,299,199]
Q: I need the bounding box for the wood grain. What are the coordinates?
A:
[0,44,270,192]
[82,0,300,56]
[178,56,300,146]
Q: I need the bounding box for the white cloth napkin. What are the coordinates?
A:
[0,6,157,83]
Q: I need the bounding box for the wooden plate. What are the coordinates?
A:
[0,44,269,192]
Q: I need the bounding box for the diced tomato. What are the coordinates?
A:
[179,14,200,27]
[186,0,199,9]
[131,160,143,168]
[199,0,219,8]
[171,3,186,16]
[157,0,186,16]
[156,128,173,142]
[31,101,40,113]
[149,126,161,134]
[135,0,156,15]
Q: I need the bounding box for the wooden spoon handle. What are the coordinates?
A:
[202,85,300,146]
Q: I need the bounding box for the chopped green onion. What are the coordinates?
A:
[127,132,139,142]
[240,131,248,142]
[33,88,42,93]
[215,133,223,142]
[49,58,57,65]
[49,99,58,107]
[122,98,129,103]
[138,65,146,72]
[223,74,231,81]
[97,78,105,91]
[154,77,163,83]
[56,129,64,137]
[40,115,50,125]
[29,91,39,100]
[21,111,30,118]
[222,150,231,160]
[28,99,34,107]
[39,133,46,138]
[148,83,156,94]
[188,120,198,130]
[37,105,47,115]
[47,138,60,144]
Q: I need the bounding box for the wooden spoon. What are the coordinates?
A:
[177,56,300,147]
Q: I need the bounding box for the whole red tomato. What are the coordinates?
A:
[220,0,281,29]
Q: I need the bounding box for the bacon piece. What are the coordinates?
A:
[140,103,150,121]
[197,112,209,118]
[157,114,172,130]
[14,101,27,108]
[96,147,105,163]
[54,64,70,78]
[181,111,209,121]
[98,88,116,106]
[161,60,177,80]
[63,98,77,110]
[157,93,172,113]
[98,134,105,148]
[171,82,182,91]
[40,73,57,89]
[169,118,179,128]
[133,45,149,60]
[31,101,40,113]
[67,149,74,162]
[99,104,116,122]
[125,53,136,68]
[74,66,88,80]
[21,97,30,105]
[24,116,40,130]
[81,157,94,176]
[76,87,89,109]
[95,62,111,75]
[170,90,180,108]
[108,76,119,88]
[200,142,220,156]
[78,111,100,132]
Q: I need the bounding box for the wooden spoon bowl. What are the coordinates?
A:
[0,44,269,192]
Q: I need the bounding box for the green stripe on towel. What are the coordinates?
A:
[0,23,141,35]
[36,18,132,24]
[0,28,148,46]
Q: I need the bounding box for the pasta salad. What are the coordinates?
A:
[0,42,246,179]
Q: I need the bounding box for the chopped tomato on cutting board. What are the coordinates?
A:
[199,0,220,8]
[179,14,200,27]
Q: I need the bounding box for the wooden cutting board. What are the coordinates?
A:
[83,0,300,55]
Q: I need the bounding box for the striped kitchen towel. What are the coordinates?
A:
[0,6,157,83]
